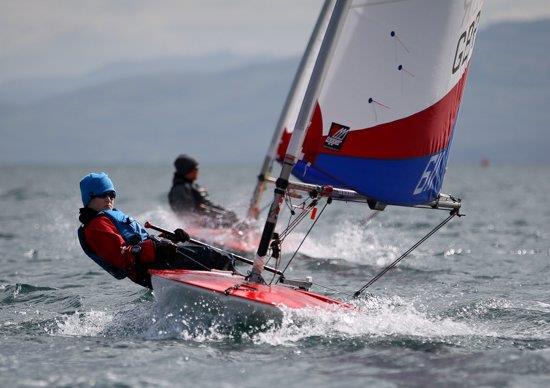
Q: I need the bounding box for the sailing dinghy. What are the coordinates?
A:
[151,0,484,318]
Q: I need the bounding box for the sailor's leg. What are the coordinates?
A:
[176,243,236,271]
[178,243,236,270]
[149,239,209,270]
[150,239,235,271]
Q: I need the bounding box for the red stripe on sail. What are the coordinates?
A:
[317,68,470,160]
[276,128,292,161]
[277,68,469,163]
[276,104,324,163]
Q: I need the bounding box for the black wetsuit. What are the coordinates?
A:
[168,173,238,227]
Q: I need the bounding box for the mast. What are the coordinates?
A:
[248,0,352,282]
[246,0,335,220]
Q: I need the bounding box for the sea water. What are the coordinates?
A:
[0,165,548,387]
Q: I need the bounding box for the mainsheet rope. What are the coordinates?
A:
[310,281,354,299]
[353,209,460,298]
[259,193,459,300]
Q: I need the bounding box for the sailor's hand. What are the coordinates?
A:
[173,228,190,243]
[226,210,239,223]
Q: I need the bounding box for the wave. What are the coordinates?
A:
[0,283,82,313]
[1,283,56,303]
[0,187,49,201]
[47,290,550,355]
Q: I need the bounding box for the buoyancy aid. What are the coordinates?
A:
[99,209,149,245]
[77,208,150,279]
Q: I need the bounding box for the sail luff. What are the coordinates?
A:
[246,0,335,220]
[248,0,352,283]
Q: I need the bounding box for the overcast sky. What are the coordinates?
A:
[1,0,549,83]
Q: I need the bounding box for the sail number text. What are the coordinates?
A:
[452,10,481,74]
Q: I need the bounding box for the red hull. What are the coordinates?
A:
[149,269,349,310]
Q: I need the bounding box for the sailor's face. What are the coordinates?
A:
[185,168,198,182]
[88,192,115,212]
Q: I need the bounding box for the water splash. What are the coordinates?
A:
[254,295,481,347]
[47,293,549,351]
[298,219,400,266]
[133,205,183,225]
[112,293,489,346]
[56,310,113,336]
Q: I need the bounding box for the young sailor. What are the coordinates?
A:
[78,172,235,288]
[168,154,239,227]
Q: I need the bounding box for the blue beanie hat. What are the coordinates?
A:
[79,172,116,206]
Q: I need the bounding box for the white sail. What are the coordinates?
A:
[281,0,483,206]
[253,0,483,273]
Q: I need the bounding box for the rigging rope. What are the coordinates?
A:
[353,209,460,298]
[276,199,330,283]
[175,248,212,272]
[310,281,354,299]
[279,199,317,242]
[363,210,380,224]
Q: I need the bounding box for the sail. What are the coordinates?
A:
[278,0,483,206]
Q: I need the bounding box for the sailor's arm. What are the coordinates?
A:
[193,184,236,216]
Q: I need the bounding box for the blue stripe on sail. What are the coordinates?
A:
[291,148,451,206]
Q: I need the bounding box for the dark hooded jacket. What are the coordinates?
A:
[168,155,238,227]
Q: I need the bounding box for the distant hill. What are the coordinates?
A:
[0,19,548,165]
[0,52,265,105]
[0,59,297,164]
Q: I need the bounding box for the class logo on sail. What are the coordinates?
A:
[324,122,350,150]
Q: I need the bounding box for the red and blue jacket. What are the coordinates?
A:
[78,208,156,287]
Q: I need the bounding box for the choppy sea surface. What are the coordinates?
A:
[0,164,548,387]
